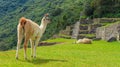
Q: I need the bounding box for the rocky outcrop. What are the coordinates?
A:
[96,21,120,41]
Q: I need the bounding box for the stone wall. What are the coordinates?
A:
[59,26,72,35]
[96,22,120,41]
[58,18,120,40]
[93,18,120,23]
[71,21,80,39]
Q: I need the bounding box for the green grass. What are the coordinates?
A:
[101,22,113,26]
[58,34,71,39]
[100,21,120,28]
[0,38,120,67]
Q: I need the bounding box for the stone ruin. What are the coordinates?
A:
[71,21,80,39]
[93,18,120,23]
[59,18,96,39]
[71,18,101,39]
[96,22,120,41]
[58,18,120,41]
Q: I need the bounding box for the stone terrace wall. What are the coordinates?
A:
[93,18,120,23]
[96,22,120,41]
[58,18,120,40]
[59,26,71,35]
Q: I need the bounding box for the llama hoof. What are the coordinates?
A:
[33,56,36,58]
[31,55,33,57]
[16,57,18,60]
[25,58,27,60]
[24,57,27,60]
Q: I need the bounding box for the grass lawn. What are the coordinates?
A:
[0,38,120,67]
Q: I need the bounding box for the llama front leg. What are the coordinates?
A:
[30,39,34,57]
[33,38,40,58]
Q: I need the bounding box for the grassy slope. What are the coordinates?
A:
[0,38,120,67]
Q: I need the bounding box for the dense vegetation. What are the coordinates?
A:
[0,0,120,50]
[83,0,120,18]
[0,0,83,50]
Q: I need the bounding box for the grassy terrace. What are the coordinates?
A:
[0,38,120,67]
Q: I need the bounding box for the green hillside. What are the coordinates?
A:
[0,0,83,50]
[0,38,120,67]
[0,0,120,50]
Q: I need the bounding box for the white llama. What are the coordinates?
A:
[16,13,51,59]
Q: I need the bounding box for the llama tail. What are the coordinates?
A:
[19,17,27,32]
[19,17,27,27]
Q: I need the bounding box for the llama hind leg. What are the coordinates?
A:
[16,26,23,59]
[23,40,28,59]
[23,35,30,59]
[16,35,23,59]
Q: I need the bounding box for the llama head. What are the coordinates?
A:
[42,13,51,24]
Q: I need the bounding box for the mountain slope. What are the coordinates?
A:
[0,0,27,18]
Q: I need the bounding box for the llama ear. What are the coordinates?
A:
[44,13,49,17]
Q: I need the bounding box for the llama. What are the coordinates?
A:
[16,13,50,59]
[76,38,92,44]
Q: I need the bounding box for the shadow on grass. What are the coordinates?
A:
[38,42,63,46]
[18,57,67,65]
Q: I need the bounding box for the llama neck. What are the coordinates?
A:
[39,22,48,34]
